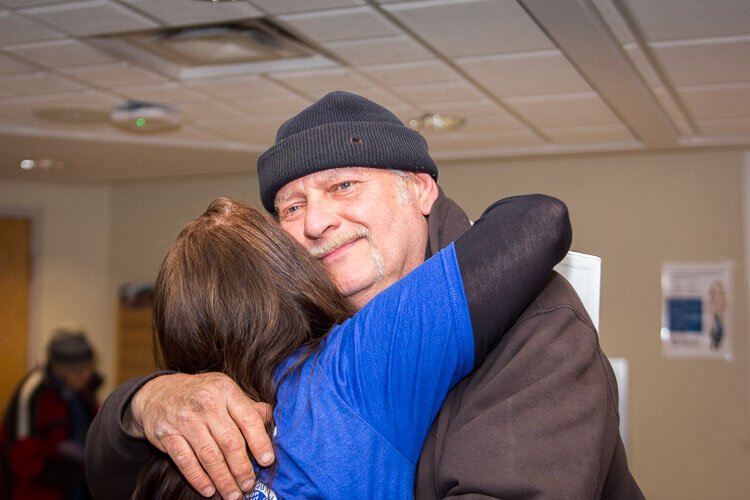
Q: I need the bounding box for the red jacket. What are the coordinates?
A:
[1,366,98,500]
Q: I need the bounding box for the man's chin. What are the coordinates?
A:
[339,280,389,310]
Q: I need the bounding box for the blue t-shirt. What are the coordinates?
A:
[253,243,473,499]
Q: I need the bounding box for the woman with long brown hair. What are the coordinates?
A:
[134,194,571,499]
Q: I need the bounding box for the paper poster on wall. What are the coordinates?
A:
[661,262,733,360]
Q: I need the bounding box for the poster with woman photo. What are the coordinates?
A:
[661,262,733,360]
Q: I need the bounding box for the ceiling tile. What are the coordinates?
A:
[0,89,119,126]
[624,0,750,41]
[459,113,523,133]
[306,86,406,109]
[249,0,365,15]
[360,59,460,86]
[174,98,248,121]
[200,114,288,146]
[678,82,750,120]
[0,52,35,75]
[22,0,159,37]
[233,92,311,116]
[542,124,637,145]
[279,6,400,43]
[121,0,261,27]
[0,71,87,95]
[384,0,554,57]
[423,97,503,117]
[427,129,544,153]
[269,67,373,92]
[505,91,622,128]
[456,50,591,97]
[186,74,288,100]
[695,117,750,138]
[394,80,483,104]
[5,39,119,68]
[324,34,432,65]
[113,82,211,104]
[0,10,64,44]
[651,36,750,86]
[146,123,228,143]
[61,61,167,87]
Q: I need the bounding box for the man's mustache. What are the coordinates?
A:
[309,227,370,259]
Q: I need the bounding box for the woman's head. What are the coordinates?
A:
[152,196,353,404]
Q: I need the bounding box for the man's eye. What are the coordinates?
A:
[336,181,353,190]
[283,205,300,217]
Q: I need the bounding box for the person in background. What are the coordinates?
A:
[1,327,101,500]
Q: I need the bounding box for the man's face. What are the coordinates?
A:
[53,363,94,392]
[275,167,436,310]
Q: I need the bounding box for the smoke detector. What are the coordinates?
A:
[110,100,181,133]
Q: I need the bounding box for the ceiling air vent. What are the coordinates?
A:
[87,19,335,80]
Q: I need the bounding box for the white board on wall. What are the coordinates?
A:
[554,251,602,330]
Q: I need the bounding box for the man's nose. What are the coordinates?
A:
[303,200,340,239]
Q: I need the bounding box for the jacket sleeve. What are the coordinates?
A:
[85,372,173,500]
[453,194,572,366]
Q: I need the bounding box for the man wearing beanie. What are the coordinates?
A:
[87,91,642,499]
[1,327,101,500]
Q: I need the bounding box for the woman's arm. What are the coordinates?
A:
[454,194,572,366]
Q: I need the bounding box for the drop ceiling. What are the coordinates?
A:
[1,0,749,182]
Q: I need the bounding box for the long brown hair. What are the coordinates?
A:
[154,196,352,405]
[137,197,353,497]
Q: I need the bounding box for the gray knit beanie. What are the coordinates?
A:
[257,90,438,214]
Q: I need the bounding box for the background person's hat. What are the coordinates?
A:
[47,327,94,366]
[257,90,438,215]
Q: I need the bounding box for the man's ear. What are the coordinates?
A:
[411,172,439,216]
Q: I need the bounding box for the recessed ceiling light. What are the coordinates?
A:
[20,158,66,171]
[110,100,181,133]
[408,113,465,131]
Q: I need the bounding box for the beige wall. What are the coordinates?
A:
[110,173,261,286]
[2,147,749,498]
[0,180,115,394]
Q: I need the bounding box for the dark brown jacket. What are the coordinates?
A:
[417,190,643,499]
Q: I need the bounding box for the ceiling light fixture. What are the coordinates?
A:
[20,158,66,171]
[110,100,181,133]
[408,113,465,131]
[88,19,334,80]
